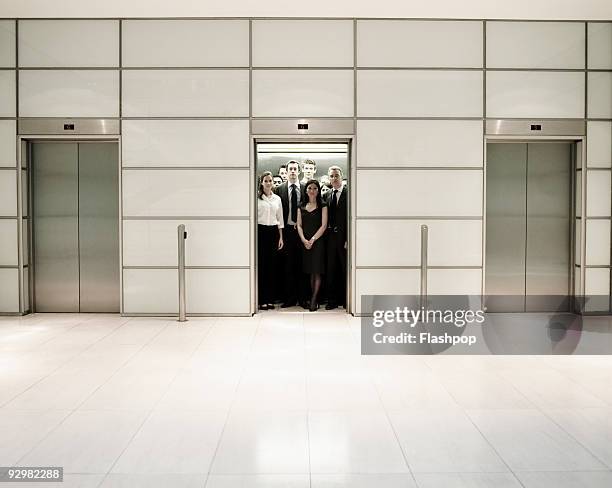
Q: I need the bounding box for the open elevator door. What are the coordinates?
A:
[254,140,351,313]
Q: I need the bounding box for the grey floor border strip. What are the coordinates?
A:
[123,266,250,270]
[356,216,483,220]
[122,216,250,220]
[121,313,252,317]
[356,266,483,269]
[357,166,483,170]
[122,166,250,170]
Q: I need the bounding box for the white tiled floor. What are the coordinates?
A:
[1,312,612,487]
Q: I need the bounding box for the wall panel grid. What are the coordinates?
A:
[2,18,612,314]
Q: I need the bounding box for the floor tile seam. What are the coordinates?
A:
[99,319,219,483]
[204,313,264,479]
[9,318,174,472]
[534,405,612,471]
[431,369,537,410]
[301,314,313,488]
[368,360,420,487]
[66,317,174,412]
[0,318,146,410]
[460,410,529,487]
[550,367,612,407]
[476,367,540,409]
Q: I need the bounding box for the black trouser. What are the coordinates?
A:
[282,225,307,305]
[258,224,279,305]
[326,230,347,307]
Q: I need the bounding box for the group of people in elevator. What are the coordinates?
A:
[257,159,348,312]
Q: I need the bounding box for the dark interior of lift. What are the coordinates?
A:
[255,142,349,313]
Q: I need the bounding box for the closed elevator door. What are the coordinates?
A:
[31,142,119,312]
[485,142,572,312]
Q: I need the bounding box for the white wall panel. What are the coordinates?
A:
[0,171,17,216]
[122,20,249,67]
[122,70,249,117]
[0,21,15,67]
[123,220,249,266]
[587,122,612,168]
[252,20,353,67]
[357,70,483,117]
[252,70,354,117]
[587,72,612,119]
[586,170,611,217]
[123,268,250,314]
[357,120,483,167]
[0,71,16,117]
[0,268,19,313]
[428,268,482,295]
[18,20,119,67]
[586,219,611,266]
[585,268,610,295]
[0,120,16,167]
[122,120,249,167]
[486,71,584,118]
[356,220,482,267]
[588,22,612,69]
[123,268,177,314]
[0,219,17,266]
[355,268,420,313]
[356,170,483,217]
[357,20,482,68]
[187,269,250,314]
[486,21,585,69]
[19,70,119,117]
[584,268,610,312]
[122,169,249,217]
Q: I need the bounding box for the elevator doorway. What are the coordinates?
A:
[254,140,351,313]
[29,141,120,312]
[485,142,574,312]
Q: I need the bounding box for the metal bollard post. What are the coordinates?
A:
[178,224,187,323]
[420,225,428,311]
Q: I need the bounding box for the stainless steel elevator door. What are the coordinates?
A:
[78,144,120,312]
[32,143,80,312]
[525,143,571,312]
[485,142,572,312]
[31,142,119,313]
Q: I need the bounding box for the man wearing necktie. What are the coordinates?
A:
[275,160,307,308]
[324,166,348,310]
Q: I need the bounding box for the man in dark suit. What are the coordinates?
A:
[275,160,307,308]
[324,165,348,310]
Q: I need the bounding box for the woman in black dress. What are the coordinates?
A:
[297,179,328,311]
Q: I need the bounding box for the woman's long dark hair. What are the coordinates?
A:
[301,179,323,208]
[257,171,273,199]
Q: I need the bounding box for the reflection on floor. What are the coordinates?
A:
[1,313,612,488]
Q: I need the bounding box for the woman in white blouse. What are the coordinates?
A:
[257,171,284,310]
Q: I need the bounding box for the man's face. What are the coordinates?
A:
[286,163,299,182]
[279,167,288,181]
[321,185,331,198]
[273,176,282,187]
[302,163,316,180]
[328,169,342,189]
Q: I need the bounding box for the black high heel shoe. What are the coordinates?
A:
[309,301,319,312]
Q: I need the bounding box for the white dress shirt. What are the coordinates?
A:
[329,185,343,204]
[258,192,284,228]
